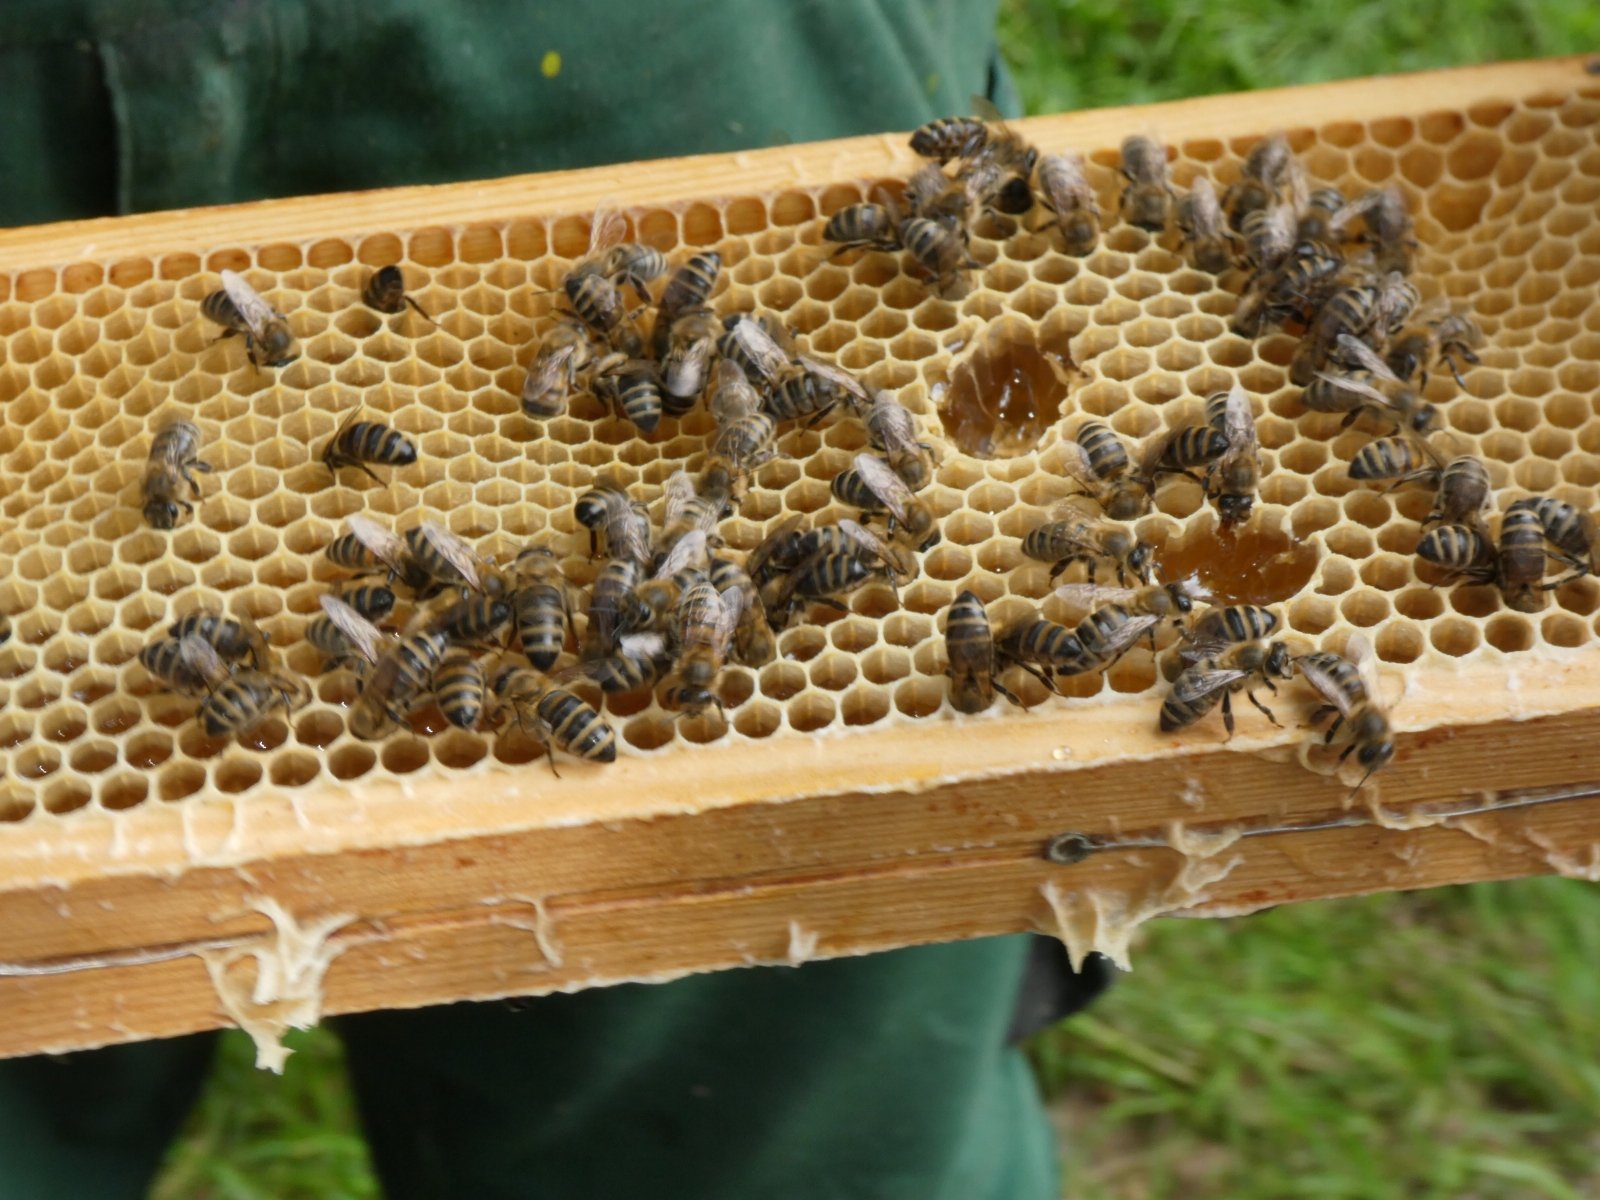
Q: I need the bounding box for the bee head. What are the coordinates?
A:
[1217,494,1254,526]
[144,500,182,530]
[1264,641,1293,678]
[1127,541,1155,582]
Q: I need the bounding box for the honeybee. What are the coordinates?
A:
[899,216,977,291]
[1498,502,1550,610]
[1021,506,1155,585]
[597,242,668,302]
[660,579,742,718]
[1347,435,1441,490]
[944,590,1021,713]
[427,595,514,647]
[362,265,436,326]
[575,486,652,565]
[201,269,298,368]
[659,472,728,559]
[1425,455,1491,528]
[1200,385,1261,526]
[309,594,390,672]
[1372,272,1420,340]
[326,514,432,593]
[955,103,1038,217]
[1117,134,1172,232]
[1527,497,1597,585]
[1054,579,1208,669]
[1334,186,1415,275]
[718,313,798,392]
[521,319,593,419]
[864,391,936,491]
[142,419,212,529]
[711,408,779,480]
[1245,240,1345,334]
[710,556,776,666]
[1182,604,1280,657]
[507,548,572,671]
[434,648,487,729]
[1295,634,1394,795]
[709,359,764,426]
[1289,281,1382,387]
[661,309,723,402]
[759,551,876,629]
[904,165,970,232]
[321,406,418,485]
[1034,152,1100,255]
[573,631,671,693]
[1415,522,1497,585]
[570,208,663,307]
[1237,203,1298,277]
[910,115,989,162]
[1222,133,1297,232]
[1309,336,1437,435]
[1295,186,1350,248]
[1385,311,1484,388]
[1142,416,1229,486]
[349,629,450,740]
[1062,419,1151,521]
[139,634,231,697]
[994,615,1087,687]
[832,453,938,549]
[338,585,398,622]
[586,556,643,656]
[489,666,617,773]
[590,356,664,435]
[1175,178,1234,274]
[824,203,904,255]
[403,521,484,593]
[198,670,308,737]
[169,609,273,671]
[564,270,629,339]
[659,251,723,320]
[1160,640,1293,737]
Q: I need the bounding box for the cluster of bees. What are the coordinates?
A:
[118,109,1587,790]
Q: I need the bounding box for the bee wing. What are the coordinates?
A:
[746,514,804,582]
[1096,613,1160,659]
[1330,333,1400,382]
[796,355,872,412]
[713,585,744,657]
[837,517,895,567]
[1410,296,1452,327]
[655,528,709,579]
[1329,189,1382,236]
[662,471,696,530]
[1173,664,1250,705]
[1221,384,1258,455]
[849,453,912,524]
[1057,439,1104,491]
[1346,632,1386,708]
[420,520,482,591]
[1188,176,1224,230]
[1284,155,1309,215]
[176,635,225,684]
[346,513,409,574]
[1295,653,1358,718]
[317,594,385,665]
[1313,370,1393,410]
[220,269,277,337]
[711,359,762,424]
[728,318,792,386]
[970,94,1006,124]
[585,206,628,258]
[1051,582,1137,609]
[867,393,920,454]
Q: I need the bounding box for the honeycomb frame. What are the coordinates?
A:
[1,57,1599,1063]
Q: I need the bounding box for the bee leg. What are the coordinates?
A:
[1221,692,1236,740]
[540,737,563,780]
[1245,689,1281,728]
[992,677,1027,711]
[403,296,440,328]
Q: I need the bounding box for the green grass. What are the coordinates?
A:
[148,13,1600,1199]
[999,0,1599,116]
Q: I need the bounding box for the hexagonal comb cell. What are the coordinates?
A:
[0,74,1594,823]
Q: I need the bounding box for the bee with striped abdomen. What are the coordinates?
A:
[169,609,273,672]
[718,313,798,393]
[1527,497,1597,585]
[1425,456,1490,529]
[507,548,572,671]
[1309,335,1437,435]
[824,203,904,256]
[321,407,418,485]
[1176,178,1234,274]
[659,251,722,321]
[490,666,617,774]
[1296,634,1394,795]
[710,555,776,666]
[590,356,664,435]
[1160,640,1293,737]
[572,632,670,694]
[1061,420,1151,521]
[139,634,230,698]
[1334,185,1415,276]
[1182,605,1279,658]
[349,629,449,740]
[1415,523,1497,585]
[1348,435,1442,491]
[660,580,742,719]
[1290,281,1382,387]
[1201,384,1262,527]
[426,595,514,648]
[832,453,937,549]
[1385,312,1484,389]
[660,309,723,404]
[575,486,652,565]
[944,591,1023,713]
[201,269,298,368]
[994,615,1087,688]
[865,391,937,492]
[403,521,484,594]
[521,319,593,420]
[1053,578,1208,669]
[1222,133,1297,232]
[198,670,308,737]
[899,216,977,292]
[904,164,971,232]
[142,419,212,530]
[434,648,487,730]
[308,594,391,672]
[1035,152,1100,256]
[1118,134,1172,232]
[362,265,436,327]
[586,557,644,657]
[1498,500,1551,609]
[326,514,433,593]
[910,114,988,162]
[1022,507,1155,586]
